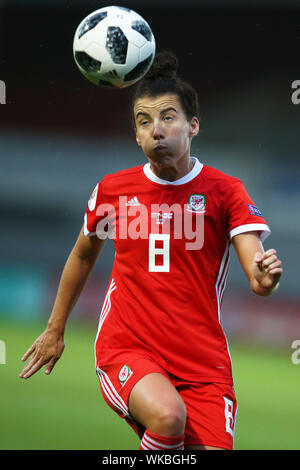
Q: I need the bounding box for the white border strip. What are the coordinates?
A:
[83,213,97,237]
[215,242,233,375]
[95,279,116,339]
[97,368,129,417]
[94,278,116,369]
[141,433,184,450]
[229,223,270,243]
[99,283,116,333]
[219,256,230,306]
[215,242,230,323]
[143,156,203,186]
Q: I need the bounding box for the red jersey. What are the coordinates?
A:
[84,157,270,383]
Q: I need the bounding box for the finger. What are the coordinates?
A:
[21,343,36,361]
[262,255,278,268]
[268,267,283,276]
[20,357,47,379]
[254,253,265,274]
[265,260,282,272]
[19,352,44,378]
[254,252,263,272]
[263,248,277,257]
[45,358,59,375]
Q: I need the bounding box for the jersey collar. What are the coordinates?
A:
[143,156,203,186]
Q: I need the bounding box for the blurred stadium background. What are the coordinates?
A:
[1,0,300,450]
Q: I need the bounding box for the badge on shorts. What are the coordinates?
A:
[187,194,206,213]
[118,365,133,386]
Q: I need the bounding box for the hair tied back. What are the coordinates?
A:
[145,50,179,80]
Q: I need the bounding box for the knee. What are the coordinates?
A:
[151,400,187,436]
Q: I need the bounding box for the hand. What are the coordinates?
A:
[252,249,283,294]
[19,328,65,379]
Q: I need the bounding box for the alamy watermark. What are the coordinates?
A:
[87,196,205,272]
[291,80,300,105]
[0,80,6,104]
[0,340,6,364]
[92,197,205,251]
[291,340,300,365]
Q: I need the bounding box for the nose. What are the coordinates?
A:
[152,120,165,140]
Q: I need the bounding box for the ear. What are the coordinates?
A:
[135,131,142,146]
[189,117,199,138]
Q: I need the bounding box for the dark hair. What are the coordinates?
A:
[131,50,199,128]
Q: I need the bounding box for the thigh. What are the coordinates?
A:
[178,382,237,450]
[128,372,186,433]
[96,351,171,438]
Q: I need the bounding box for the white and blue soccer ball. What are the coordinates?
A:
[73,6,156,88]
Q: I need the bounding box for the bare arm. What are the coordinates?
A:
[232,231,283,296]
[19,225,106,379]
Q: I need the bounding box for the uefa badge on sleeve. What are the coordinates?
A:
[118,365,133,387]
[247,204,263,217]
[187,194,206,213]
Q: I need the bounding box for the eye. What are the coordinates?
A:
[164,115,173,121]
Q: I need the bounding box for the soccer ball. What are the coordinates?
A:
[73,6,156,88]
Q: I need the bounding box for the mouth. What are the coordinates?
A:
[154,143,167,151]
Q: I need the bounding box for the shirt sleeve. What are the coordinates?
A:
[225,181,271,243]
[84,182,102,236]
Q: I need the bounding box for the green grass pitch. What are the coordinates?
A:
[0,318,299,450]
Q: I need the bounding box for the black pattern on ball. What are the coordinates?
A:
[78,12,107,39]
[75,51,101,72]
[124,54,153,82]
[106,27,128,64]
[114,6,131,12]
[131,20,152,42]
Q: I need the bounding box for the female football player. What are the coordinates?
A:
[20,51,283,450]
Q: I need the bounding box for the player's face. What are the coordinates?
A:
[134,93,198,169]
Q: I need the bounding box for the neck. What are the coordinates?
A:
[149,155,194,182]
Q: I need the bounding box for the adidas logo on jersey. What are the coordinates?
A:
[126,197,140,206]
